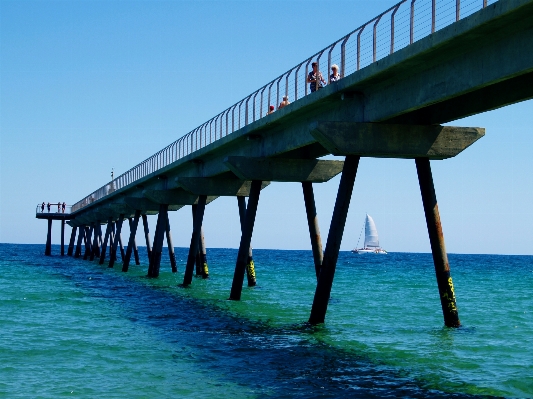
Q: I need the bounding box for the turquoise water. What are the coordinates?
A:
[0,244,531,398]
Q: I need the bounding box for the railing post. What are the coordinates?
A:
[373,15,383,63]
[410,0,417,44]
[456,0,460,21]
[432,0,436,33]
[357,26,366,70]
[340,35,350,78]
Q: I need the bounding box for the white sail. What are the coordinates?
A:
[364,214,380,248]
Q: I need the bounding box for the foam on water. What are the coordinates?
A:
[0,244,531,398]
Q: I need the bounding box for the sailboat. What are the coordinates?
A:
[352,214,387,254]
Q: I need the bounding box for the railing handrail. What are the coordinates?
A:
[71,0,492,213]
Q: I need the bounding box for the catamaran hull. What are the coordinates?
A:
[352,248,387,254]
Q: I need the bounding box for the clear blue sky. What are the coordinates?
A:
[1,0,531,255]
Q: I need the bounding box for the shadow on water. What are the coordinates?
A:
[6,244,502,398]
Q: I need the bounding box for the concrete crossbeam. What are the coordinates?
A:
[123,197,162,213]
[224,157,344,183]
[176,177,270,196]
[143,189,217,206]
[310,122,484,160]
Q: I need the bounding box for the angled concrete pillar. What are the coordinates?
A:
[183,195,207,285]
[99,218,113,265]
[90,222,100,261]
[118,234,125,262]
[148,204,169,278]
[67,226,77,256]
[166,213,177,273]
[123,211,141,272]
[230,181,262,300]
[45,219,52,256]
[416,157,460,328]
[237,196,256,286]
[83,225,94,260]
[142,214,153,265]
[60,220,65,256]
[302,182,323,280]
[74,225,85,258]
[109,215,124,268]
[309,155,360,325]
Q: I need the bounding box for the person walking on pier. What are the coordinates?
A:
[330,64,340,83]
[41,202,45,213]
[267,105,275,115]
[62,202,66,213]
[57,202,61,212]
[47,202,51,212]
[278,96,290,109]
[307,62,326,92]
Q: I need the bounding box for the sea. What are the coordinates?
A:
[0,243,531,398]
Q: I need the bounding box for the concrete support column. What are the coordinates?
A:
[118,234,125,262]
[415,157,460,328]
[198,226,209,278]
[83,225,94,260]
[142,214,153,265]
[109,222,116,263]
[67,226,77,256]
[123,211,141,272]
[183,195,208,285]
[60,220,65,256]
[74,225,85,258]
[302,182,324,280]
[93,223,102,258]
[192,205,209,278]
[45,219,53,256]
[165,213,177,273]
[237,196,256,286]
[109,215,124,268]
[148,204,169,278]
[230,181,262,300]
[309,155,360,325]
[90,222,100,261]
[99,218,113,265]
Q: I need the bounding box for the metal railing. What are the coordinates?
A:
[72,0,496,213]
[36,203,72,214]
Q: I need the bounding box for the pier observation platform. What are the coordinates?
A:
[37,0,533,327]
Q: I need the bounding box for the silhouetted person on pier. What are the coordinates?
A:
[47,202,50,212]
[330,64,340,82]
[57,202,61,212]
[307,62,326,92]
[267,105,275,115]
[278,96,290,109]
[41,202,45,213]
[62,202,66,213]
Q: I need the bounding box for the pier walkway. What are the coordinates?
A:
[37,0,533,326]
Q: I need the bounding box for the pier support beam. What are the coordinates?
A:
[45,219,52,256]
[83,225,94,260]
[74,225,85,258]
[166,213,177,273]
[60,220,65,256]
[183,195,207,285]
[148,204,169,278]
[90,222,100,261]
[109,215,124,268]
[67,226,77,256]
[142,214,153,265]
[415,157,460,328]
[123,211,141,272]
[99,218,113,265]
[118,233,125,262]
[302,182,323,280]
[192,205,209,278]
[237,196,256,286]
[309,155,360,325]
[230,181,262,300]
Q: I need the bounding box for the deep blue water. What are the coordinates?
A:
[0,244,531,398]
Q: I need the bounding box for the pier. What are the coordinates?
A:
[37,0,533,327]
